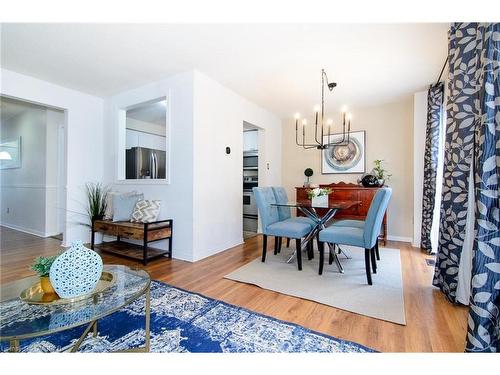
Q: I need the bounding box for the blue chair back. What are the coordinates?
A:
[253,187,280,234]
[363,188,392,248]
[272,187,292,221]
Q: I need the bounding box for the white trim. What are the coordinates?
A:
[387,235,412,243]
[0,184,59,189]
[0,222,50,238]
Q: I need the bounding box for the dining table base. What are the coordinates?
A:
[285,206,344,273]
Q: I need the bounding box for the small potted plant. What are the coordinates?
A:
[304,168,314,187]
[372,159,392,187]
[307,187,333,207]
[31,255,59,294]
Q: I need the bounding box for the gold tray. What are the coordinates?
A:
[19,272,115,305]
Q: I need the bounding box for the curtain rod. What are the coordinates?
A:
[433,56,449,87]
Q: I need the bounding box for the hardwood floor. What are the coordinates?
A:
[0,226,469,352]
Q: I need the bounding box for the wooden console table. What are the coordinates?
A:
[296,182,388,245]
[91,219,173,265]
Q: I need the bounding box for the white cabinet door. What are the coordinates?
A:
[244,130,258,151]
[126,129,139,149]
[138,132,166,151]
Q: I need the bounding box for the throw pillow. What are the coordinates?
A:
[104,191,138,220]
[112,193,144,222]
[130,200,161,223]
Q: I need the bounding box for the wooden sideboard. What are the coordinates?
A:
[295,182,387,245]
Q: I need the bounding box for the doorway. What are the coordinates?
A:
[0,96,66,242]
[242,122,260,240]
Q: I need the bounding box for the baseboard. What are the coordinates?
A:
[387,235,412,243]
[0,222,48,238]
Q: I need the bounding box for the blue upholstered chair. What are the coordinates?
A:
[318,188,392,285]
[272,187,315,252]
[253,187,313,270]
[330,219,383,260]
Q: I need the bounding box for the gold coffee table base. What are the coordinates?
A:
[8,285,151,353]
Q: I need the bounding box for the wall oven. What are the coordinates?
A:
[243,151,258,169]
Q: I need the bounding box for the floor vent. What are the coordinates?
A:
[425,258,436,266]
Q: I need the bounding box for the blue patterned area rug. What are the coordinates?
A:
[2,281,374,353]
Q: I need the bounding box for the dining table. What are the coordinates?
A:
[271,199,361,273]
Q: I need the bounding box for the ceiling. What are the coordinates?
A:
[1,23,449,118]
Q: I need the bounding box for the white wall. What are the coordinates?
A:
[45,109,65,236]
[192,71,282,261]
[103,70,282,262]
[1,69,104,245]
[282,98,414,241]
[102,71,195,261]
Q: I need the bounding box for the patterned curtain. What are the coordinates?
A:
[433,24,477,302]
[432,23,499,352]
[467,24,500,353]
[420,83,444,253]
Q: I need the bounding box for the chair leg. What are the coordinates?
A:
[370,246,377,274]
[318,241,325,275]
[375,242,380,260]
[274,237,279,255]
[365,248,373,285]
[286,238,290,248]
[329,245,334,265]
[278,237,282,254]
[307,240,313,260]
[295,239,302,271]
[262,235,268,262]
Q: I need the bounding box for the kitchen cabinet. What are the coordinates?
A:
[126,129,166,151]
[243,130,258,152]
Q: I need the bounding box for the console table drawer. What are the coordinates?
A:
[93,222,118,236]
[117,226,144,240]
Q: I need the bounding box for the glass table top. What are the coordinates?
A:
[0,265,150,341]
[271,200,361,210]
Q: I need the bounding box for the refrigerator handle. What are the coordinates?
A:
[150,152,154,179]
[154,152,158,179]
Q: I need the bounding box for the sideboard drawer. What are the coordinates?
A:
[331,190,359,215]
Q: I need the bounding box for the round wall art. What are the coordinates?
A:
[321,130,365,174]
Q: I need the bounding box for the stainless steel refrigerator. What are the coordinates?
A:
[126,147,166,179]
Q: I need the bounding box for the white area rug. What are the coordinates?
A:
[225,245,406,325]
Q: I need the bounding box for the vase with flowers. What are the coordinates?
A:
[307,187,333,207]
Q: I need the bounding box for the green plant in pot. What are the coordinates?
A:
[85,182,110,222]
[31,255,59,294]
[372,159,392,187]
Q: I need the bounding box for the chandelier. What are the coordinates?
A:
[295,69,352,150]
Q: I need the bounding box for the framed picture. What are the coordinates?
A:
[0,137,22,169]
[321,131,365,174]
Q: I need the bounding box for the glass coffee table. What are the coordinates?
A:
[0,265,151,353]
